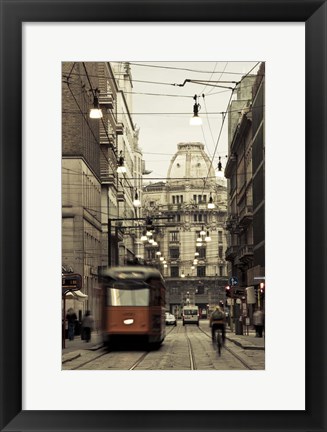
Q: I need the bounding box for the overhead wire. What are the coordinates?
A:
[115,61,259,75]
[200,89,235,196]
[206,62,228,95]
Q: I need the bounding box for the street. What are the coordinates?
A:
[62,320,264,371]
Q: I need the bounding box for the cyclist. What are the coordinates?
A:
[210,305,226,344]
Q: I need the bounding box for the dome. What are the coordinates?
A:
[167,142,216,187]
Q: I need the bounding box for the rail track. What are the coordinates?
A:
[184,325,197,370]
[197,326,253,370]
[65,324,255,371]
[70,324,178,371]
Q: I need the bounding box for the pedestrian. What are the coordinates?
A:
[66,308,77,341]
[253,307,264,337]
[210,305,226,344]
[81,310,94,343]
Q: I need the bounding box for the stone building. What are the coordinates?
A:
[62,62,144,330]
[224,63,265,317]
[142,142,228,318]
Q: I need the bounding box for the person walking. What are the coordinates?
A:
[66,308,77,341]
[81,310,94,343]
[210,305,226,344]
[253,307,264,337]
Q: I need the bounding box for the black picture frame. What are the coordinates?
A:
[0,1,326,431]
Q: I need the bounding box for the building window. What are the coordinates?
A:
[197,266,206,277]
[196,285,204,295]
[170,266,179,277]
[219,265,224,276]
[146,249,156,260]
[169,231,179,242]
[172,196,175,204]
[169,248,180,259]
[193,214,197,222]
[170,214,181,222]
[196,247,206,259]
[193,195,197,202]
[219,246,223,258]
[180,195,183,203]
[218,231,223,243]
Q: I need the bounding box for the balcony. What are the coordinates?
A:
[100,172,116,186]
[238,244,253,264]
[100,132,115,147]
[239,205,253,227]
[117,190,125,202]
[115,122,124,135]
[169,240,180,245]
[225,245,239,261]
[98,93,114,109]
[225,214,239,232]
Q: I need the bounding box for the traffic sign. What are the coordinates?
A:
[229,276,238,286]
[62,273,82,291]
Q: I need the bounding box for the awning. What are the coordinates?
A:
[65,290,88,301]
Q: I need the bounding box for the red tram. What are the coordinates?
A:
[99,266,166,348]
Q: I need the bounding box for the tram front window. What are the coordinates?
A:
[106,281,150,306]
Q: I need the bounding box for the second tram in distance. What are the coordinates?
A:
[99,266,166,349]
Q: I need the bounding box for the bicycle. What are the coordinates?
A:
[214,327,223,356]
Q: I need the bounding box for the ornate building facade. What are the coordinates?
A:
[142,142,228,318]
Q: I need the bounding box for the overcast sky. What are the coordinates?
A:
[125,61,260,181]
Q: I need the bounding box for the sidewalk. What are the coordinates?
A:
[226,328,265,350]
[62,331,103,364]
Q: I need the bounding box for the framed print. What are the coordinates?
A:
[0,0,326,431]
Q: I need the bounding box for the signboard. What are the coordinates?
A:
[246,286,256,304]
[62,273,82,291]
[229,276,238,286]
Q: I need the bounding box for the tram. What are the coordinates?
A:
[99,266,166,348]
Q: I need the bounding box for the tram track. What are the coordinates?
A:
[71,351,108,370]
[127,323,178,370]
[184,326,197,370]
[197,326,253,370]
[66,324,255,371]
[71,324,178,371]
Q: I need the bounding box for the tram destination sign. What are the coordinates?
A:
[62,273,82,291]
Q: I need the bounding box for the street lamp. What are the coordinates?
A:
[140,230,148,242]
[205,231,211,242]
[89,88,103,119]
[133,190,141,208]
[117,151,127,173]
[190,95,203,126]
[208,193,215,209]
[217,156,224,178]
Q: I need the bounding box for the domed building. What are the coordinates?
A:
[142,142,228,318]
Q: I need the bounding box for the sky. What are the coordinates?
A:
[123,61,261,182]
